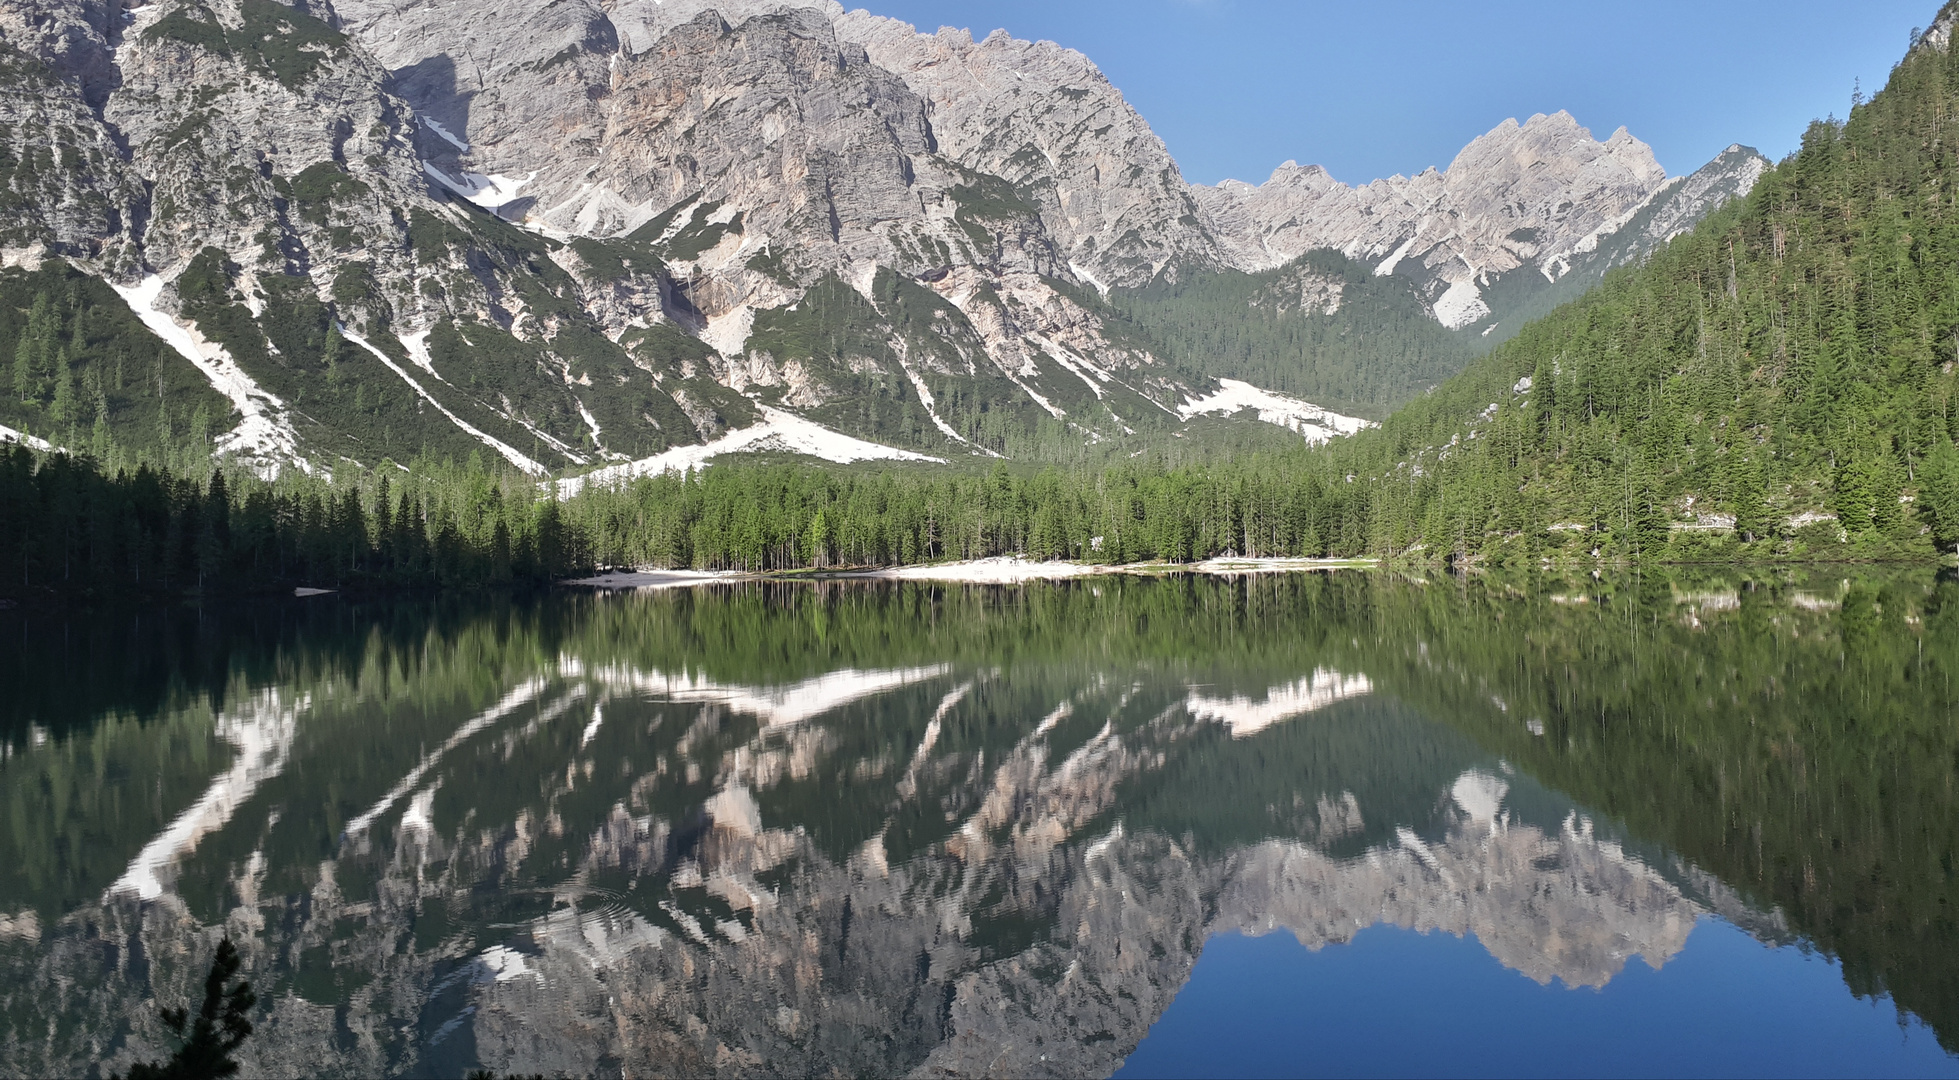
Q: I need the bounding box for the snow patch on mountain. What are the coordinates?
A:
[0,424,56,452]
[422,164,536,216]
[1030,334,1112,400]
[399,329,442,379]
[556,407,946,495]
[891,342,1002,456]
[111,276,305,469]
[1178,379,1373,444]
[339,329,551,475]
[1375,236,1417,277]
[1068,260,1110,299]
[421,116,470,153]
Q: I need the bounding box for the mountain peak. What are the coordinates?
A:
[1193,108,1720,332]
[1264,161,1335,187]
[1449,112,1662,183]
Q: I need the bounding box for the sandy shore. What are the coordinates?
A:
[845,557,1106,583]
[1187,556,1375,576]
[844,556,1376,582]
[564,569,760,589]
[568,556,1373,588]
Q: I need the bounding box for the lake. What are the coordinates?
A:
[2,570,1956,1078]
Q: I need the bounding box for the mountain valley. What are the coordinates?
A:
[0,0,1764,476]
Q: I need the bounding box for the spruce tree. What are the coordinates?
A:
[47,347,75,428]
[197,471,231,587]
[118,937,256,1080]
[11,337,32,406]
[1733,454,1771,542]
[1922,440,1959,552]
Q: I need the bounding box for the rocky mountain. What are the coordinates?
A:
[1191,112,1770,338]
[0,0,1763,475]
[1498,141,1772,329]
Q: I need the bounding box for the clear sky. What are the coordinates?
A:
[863,0,1940,186]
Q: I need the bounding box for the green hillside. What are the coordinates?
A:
[1111,249,1477,420]
[1,262,229,468]
[1319,8,1959,563]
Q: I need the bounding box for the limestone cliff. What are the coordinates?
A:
[1193,111,1769,334]
[0,0,1760,474]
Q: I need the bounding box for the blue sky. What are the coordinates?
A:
[865,0,1939,185]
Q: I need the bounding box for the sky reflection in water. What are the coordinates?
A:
[1122,922,1954,1079]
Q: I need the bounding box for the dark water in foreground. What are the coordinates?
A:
[1,571,1956,1078]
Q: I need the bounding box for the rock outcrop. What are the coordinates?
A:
[0,38,145,271]
[835,12,1219,287]
[106,0,431,297]
[1192,111,1765,333]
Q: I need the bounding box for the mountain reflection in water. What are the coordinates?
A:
[1,572,1956,1078]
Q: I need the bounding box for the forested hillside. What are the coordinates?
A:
[1110,250,1477,419]
[2,262,231,464]
[1314,7,1959,563]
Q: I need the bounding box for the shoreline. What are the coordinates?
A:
[566,556,1378,589]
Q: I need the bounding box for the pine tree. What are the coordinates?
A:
[84,362,107,426]
[1733,454,1770,542]
[806,507,830,567]
[47,347,75,427]
[197,471,231,587]
[1835,456,1881,535]
[10,337,32,406]
[1922,440,1959,553]
[323,322,343,385]
[489,516,512,582]
[119,937,256,1080]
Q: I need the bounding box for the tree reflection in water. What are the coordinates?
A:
[0,570,1954,1077]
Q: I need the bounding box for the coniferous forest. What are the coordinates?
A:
[1313,21,1959,565]
[14,14,1959,599]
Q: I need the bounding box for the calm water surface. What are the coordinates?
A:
[1,571,1956,1078]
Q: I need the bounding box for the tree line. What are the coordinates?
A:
[1,435,1385,598]
[9,412,1956,601]
[0,444,577,599]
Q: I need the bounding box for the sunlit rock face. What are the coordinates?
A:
[833,12,1219,287]
[1194,112,1668,285]
[330,0,1213,289]
[100,0,435,287]
[317,0,1212,448]
[1189,112,1771,332]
